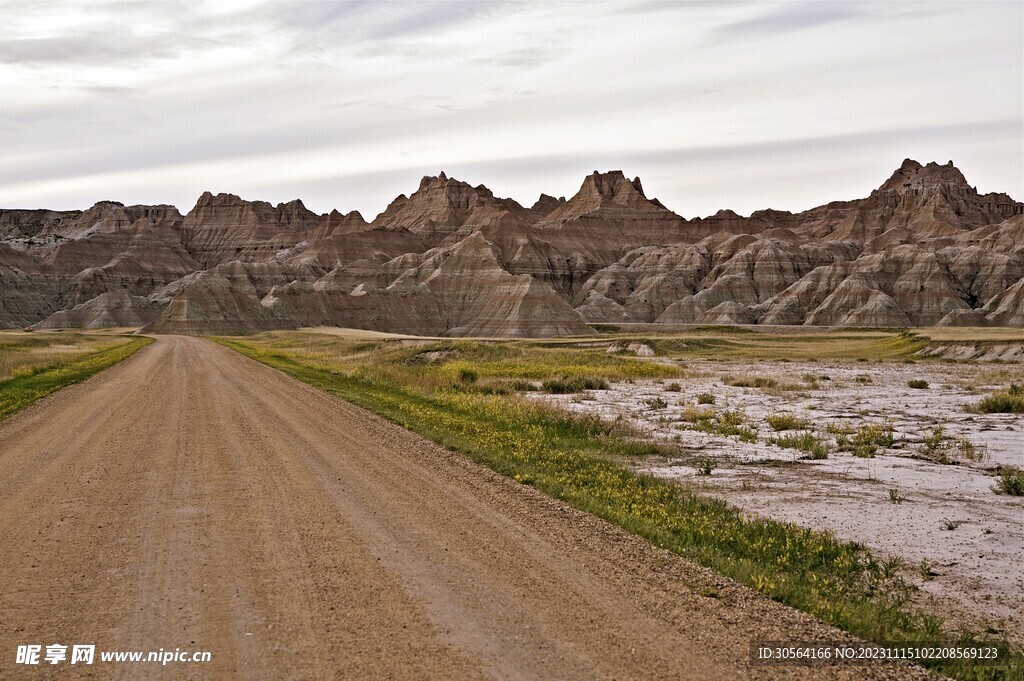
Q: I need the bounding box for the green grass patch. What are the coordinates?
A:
[678,406,758,443]
[768,431,830,459]
[993,467,1024,496]
[541,376,610,394]
[969,384,1024,414]
[0,336,152,421]
[834,421,895,458]
[766,412,810,431]
[216,335,1021,680]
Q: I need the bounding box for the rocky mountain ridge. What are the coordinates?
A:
[1,159,1021,335]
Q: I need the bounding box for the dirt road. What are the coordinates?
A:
[0,336,931,679]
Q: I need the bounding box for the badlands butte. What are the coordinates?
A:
[1,159,1022,335]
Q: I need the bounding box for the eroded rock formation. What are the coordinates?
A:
[1,159,1020,335]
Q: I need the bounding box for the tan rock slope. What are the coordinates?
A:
[0,160,1020,335]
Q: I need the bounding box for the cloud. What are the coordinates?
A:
[0,0,1019,218]
[0,33,175,65]
[710,1,865,39]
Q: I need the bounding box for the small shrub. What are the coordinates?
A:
[665,382,682,392]
[694,458,716,476]
[696,392,715,405]
[889,488,906,504]
[644,396,668,410]
[766,412,809,431]
[907,379,929,389]
[993,467,1024,496]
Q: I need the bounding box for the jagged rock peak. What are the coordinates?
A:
[530,194,565,213]
[581,170,648,200]
[879,158,970,193]
[190,191,311,214]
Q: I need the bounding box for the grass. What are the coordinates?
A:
[0,335,152,421]
[723,374,777,389]
[993,467,1024,496]
[696,391,716,405]
[834,421,895,458]
[768,431,830,460]
[645,329,929,362]
[679,406,758,443]
[542,376,609,394]
[907,379,929,389]
[969,384,1024,414]
[918,425,951,463]
[765,412,810,431]
[216,333,1020,680]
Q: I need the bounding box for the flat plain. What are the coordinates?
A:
[1,328,1020,679]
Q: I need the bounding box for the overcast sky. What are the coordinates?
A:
[1,0,1021,219]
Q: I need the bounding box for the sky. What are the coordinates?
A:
[1,0,1021,220]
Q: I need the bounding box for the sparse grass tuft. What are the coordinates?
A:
[665,382,682,392]
[643,396,668,410]
[696,391,716,405]
[917,425,951,463]
[953,436,986,463]
[723,374,776,389]
[766,412,810,431]
[889,488,907,505]
[680,406,758,443]
[835,421,894,458]
[769,431,829,459]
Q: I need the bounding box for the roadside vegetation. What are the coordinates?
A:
[0,333,152,421]
[217,331,1019,680]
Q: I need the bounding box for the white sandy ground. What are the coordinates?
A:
[530,359,1024,642]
